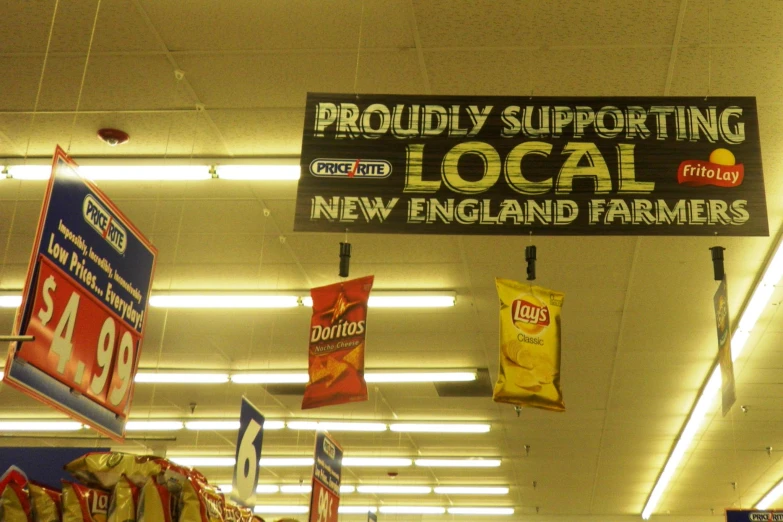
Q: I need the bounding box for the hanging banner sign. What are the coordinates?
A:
[3,146,157,441]
[368,511,377,521]
[232,397,265,507]
[308,431,343,522]
[726,510,783,522]
[714,278,736,416]
[295,93,767,236]
[302,275,373,410]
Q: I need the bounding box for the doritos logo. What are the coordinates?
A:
[83,194,127,254]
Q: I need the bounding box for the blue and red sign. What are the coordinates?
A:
[308,431,343,522]
[3,146,157,440]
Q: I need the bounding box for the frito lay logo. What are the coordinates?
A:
[90,491,109,520]
[677,148,744,188]
[511,294,550,336]
[322,437,337,459]
[82,194,127,254]
[310,158,392,178]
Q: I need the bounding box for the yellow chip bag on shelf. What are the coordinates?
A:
[493,278,565,411]
[29,483,61,522]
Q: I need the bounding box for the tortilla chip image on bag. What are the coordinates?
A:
[302,275,374,409]
[493,278,565,411]
[108,477,139,522]
[29,483,61,522]
[62,481,110,522]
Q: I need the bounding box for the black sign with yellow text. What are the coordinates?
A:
[295,93,767,236]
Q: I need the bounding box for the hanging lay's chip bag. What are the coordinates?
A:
[178,476,224,522]
[0,467,33,522]
[302,275,374,409]
[61,481,109,522]
[107,477,139,522]
[29,483,61,522]
[493,278,565,411]
[136,479,173,522]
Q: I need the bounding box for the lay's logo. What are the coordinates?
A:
[83,194,127,254]
[512,299,550,327]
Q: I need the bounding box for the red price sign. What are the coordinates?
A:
[17,257,139,416]
[309,479,339,522]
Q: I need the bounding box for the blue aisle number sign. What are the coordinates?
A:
[232,397,265,507]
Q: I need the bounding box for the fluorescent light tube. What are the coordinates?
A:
[217,165,300,181]
[149,295,300,308]
[125,421,184,431]
[415,459,501,468]
[365,371,476,383]
[357,485,431,494]
[343,457,413,467]
[231,373,308,384]
[0,421,83,431]
[78,165,212,181]
[259,458,314,467]
[0,295,22,308]
[5,165,51,180]
[756,478,783,509]
[340,485,356,494]
[338,506,377,514]
[0,371,3,381]
[301,293,456,308]
[218,484,280,494]
[286,421,387,432]
[390,423,490,433]
[167,457,236,467]
[135,372,229,384]
[185,420,284,431]
[434,487,509,495]
[448,507,515,515]
[253,506,308,514]
[642,235,783,519]
[280,485,312,494]
[379,506,446,514]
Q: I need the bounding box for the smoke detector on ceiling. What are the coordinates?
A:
[97,128,130,146]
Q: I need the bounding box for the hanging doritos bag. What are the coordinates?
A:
[0,467,33,522]
[493,278,565,411]
[61,481,110,522]
[29,483,61,522]
[107,477,139,522]
[302,275,374,409]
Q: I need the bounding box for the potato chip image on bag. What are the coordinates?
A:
[493,278,565,411]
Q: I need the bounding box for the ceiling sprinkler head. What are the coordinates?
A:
[97,128,130,147]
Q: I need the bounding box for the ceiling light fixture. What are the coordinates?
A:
[216,165,300,181]
[253,506,308,515]
[0,295,22,308]
[216,485,281,494]
[230,372,308,384]
[79,165,212,181]
[259,458,314,468]
[0,421,84,431]
[434,487,509,495]
[756,477,783,509]
[342,458,413,467]
[124,421,184,431]
[378,506,446,515]
[415,458,501,468]
[356,485,432,494]
[338,506,377,514]
[340,485,356,494]
[183,420,284,431]
[167,457,236,467]
[641,239,783,519]
[286,421,387,432]
[279,485,312,494]
[390,423,490,433]
[448,507,515,515]
[148,295,300,309]
[365,370,476,383]
[134,372,230,384]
